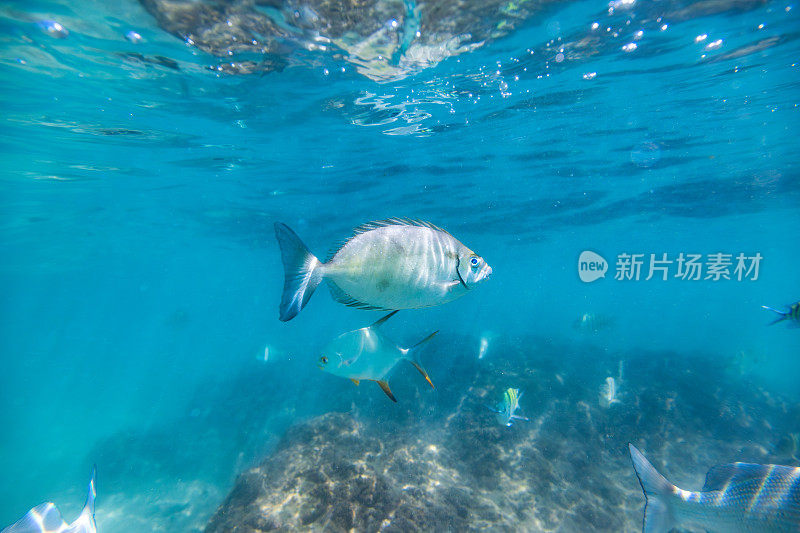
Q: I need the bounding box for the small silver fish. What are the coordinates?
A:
[317,311,436,402]
[274,218,492,321]
[599,376,622,408]
[2,468,96,533]
[259,343,291,363]
[477,331,493,360]
[629,444,800,532]
[488,388,529,426]
[573,312,614,333]
[762,301,800,327]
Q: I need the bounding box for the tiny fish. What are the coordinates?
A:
[274,218,492,321]
[599,376,622,408]
[317,311,436,402]
[2,468,96,533]
[488,388,529,426]
[477,331,495,360]
[629,443,800,532]
[573,312,614,333]
[258,344,291,364]
[762,301,800,327]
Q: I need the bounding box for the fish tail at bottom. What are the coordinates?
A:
[629,444,677,533]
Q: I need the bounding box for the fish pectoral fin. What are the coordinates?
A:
[328,281,389,311]
[376,380,397,402]
[409,361,435,389]
[351,379,360,386]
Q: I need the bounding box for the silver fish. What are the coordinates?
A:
[317,311,436,402]
[2,469,96,533]
[487,388,529,426]
[477,331,495,360]
[274,218,492,321]
[573,312,614,333]
[629,444,800,532]
[599,376,622,408]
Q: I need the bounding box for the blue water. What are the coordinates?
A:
[1,0,799,530]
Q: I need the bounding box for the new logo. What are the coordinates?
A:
[579,251,607,283]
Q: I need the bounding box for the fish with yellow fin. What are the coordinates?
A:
[317,311,436,402]
[487,388,529,426]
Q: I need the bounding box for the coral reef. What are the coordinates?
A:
[205,335,800,532]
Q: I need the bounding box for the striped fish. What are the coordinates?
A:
[762,301,800,327]
[2,469,96,533]
[487,388,529,427]
[629,444,800,532]
[274,218,492,321]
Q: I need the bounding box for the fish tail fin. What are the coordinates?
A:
[74,466,97,529]
[762,305,787,325]
[407,330,438,389]
[628,444,676,533]
[274,222,324,322]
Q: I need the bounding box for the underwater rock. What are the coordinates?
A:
[205,413,483,531]
[206,334,797,532]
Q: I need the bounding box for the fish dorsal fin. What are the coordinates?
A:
[327,281,390,311]
[371,310,399,328]
[352,218,451,235]
[702,463,773,491]
[327,218,452,261]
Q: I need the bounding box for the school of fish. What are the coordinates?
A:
[5,218,796,533]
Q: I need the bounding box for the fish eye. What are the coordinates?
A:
[470,256,479,267]
[320,356,328,364]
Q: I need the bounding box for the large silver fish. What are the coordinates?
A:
[2,469,96,533]
[629,443,800,532]
[317,311,436,402]
[274,218,492,321]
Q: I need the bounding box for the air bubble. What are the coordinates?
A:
[36,20,68,38]
[631,141,661,167]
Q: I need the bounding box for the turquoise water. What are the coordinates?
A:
[1,0,799,530]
